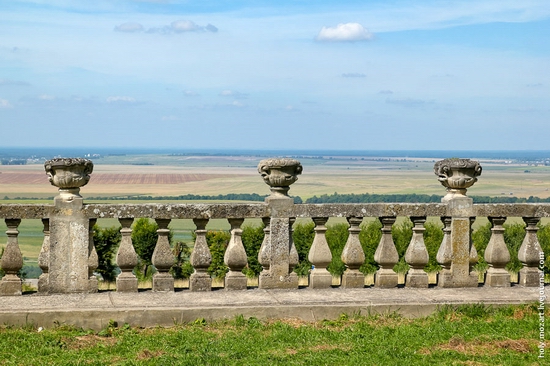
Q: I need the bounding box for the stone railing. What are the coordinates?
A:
[0,157,547,295]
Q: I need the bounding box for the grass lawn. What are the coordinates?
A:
[0,304,545,365]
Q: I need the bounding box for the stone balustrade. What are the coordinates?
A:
[0,157,547,296]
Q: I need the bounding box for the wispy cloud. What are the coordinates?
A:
[378,90,394,95]
[183,90,199,97]
[316,23,374,42]
[0,98,13,109]
[219,90,248,99]
[114,22,144,33]
[106,96,138,104]
[115,20,218,34]
[0,79,30,86]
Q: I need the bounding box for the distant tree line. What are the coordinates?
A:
[305,192,550,204]
[1,159,27,165]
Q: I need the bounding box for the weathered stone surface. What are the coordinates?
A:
[308,217,333,289]
[37,218,50,294]
[294,203,447,219]
[434,158,481,201]
[224,218,248,290]
[48,198,91,294]
[374,217,399,288]
[116,218,138,293]
[518,217,544,287]
[485,217,511,287]
[189,218,212,292]
[83,203,269,219]
[0,204,52,219]
[258,158,302,196]
[405,217,429,288]
[152,219,175,292]
[474,204,550,218]
[0,219,23,296]
[341,217,365,288]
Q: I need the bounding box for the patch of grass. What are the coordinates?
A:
[0,304,544,365]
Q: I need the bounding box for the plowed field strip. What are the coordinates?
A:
[0,173,239,185]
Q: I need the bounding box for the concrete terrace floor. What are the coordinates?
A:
[0,286,543,331]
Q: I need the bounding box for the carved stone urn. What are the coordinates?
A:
[44,158,94,200]
[257,158,302,196]
[434,158,482,201]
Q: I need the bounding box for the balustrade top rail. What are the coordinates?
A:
[1,202,550,220]
[0,156,547,297]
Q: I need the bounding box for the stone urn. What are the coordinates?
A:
[44,158,94,199]
[257,158,302,196]
[434,158,482,201]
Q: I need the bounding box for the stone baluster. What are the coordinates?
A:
[37,218,50,293]
[308,217,332,288]
[224,218,248,290]
[518,217,543,287]
[484,216,510,287]
[374,217,399,288]
[469,217,478,281]
[116,218,138,292]
[405,216,429,287]
[288,218,299,275]
[152,218,175,292]
[258,217,271,282]
[0,219,23,295]
[190,218,212,291]
[87,218,98,293]
[341,217,365,288]
[436,216,452,286]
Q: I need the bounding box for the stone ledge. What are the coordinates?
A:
[0,286,540,330]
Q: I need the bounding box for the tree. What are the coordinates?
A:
[359,219,382,274]
[292,221,315,276]
[205,231,231,279]
[241,225,264,278]
[131,218,174,280]
[92,225,121,282]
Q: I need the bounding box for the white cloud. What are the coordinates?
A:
[316,23,374,42]
[171,20,201,32]
[114,22,144,32]
[106,96,136,103]
[219,90,248,99]
[0,98,12,109]
[183,90,199,97]
[39,94,56,100]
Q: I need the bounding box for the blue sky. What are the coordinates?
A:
[1,0,549,150]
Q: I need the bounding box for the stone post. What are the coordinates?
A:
[258,217,271,284]
[341,217,365,288]
[116,218,138,292]
[87,218,98,292]
[37,218,50,294]
[518,217,543,287]
[45,158,94,293]
[257,158,301,289]
[189,218,212,291]
[309,217,333,288]
[484,216,511,287]
[224,218,248,290]
[0,219,23,296]
[374,217,399,288]
[434,158,480,288]
[405,216,429,287]
[152,218,175,292]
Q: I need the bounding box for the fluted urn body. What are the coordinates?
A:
[44,158,93,199]
[434,158,481,201]
[258,158,302,196]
